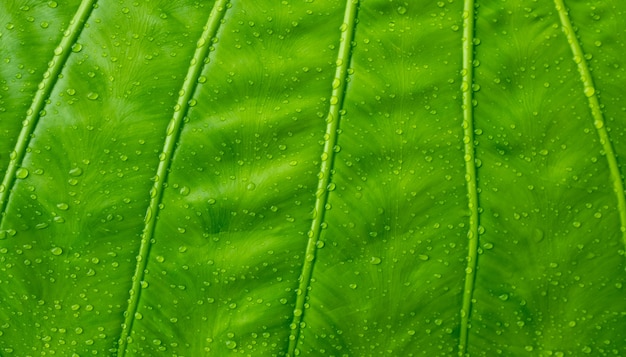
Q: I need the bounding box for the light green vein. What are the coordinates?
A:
[459,0,479,355]
[0,0,96,223]
[115,1,229,355]
[286,1,358,355]
[554,0,626,250]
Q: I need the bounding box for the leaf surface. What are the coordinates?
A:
[0,0,625,356]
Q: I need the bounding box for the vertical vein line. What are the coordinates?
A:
[286,1,358,355]
[554,0,626,250]
[115,1,229,355]
[459,0,479,355]
[0,0,96,223]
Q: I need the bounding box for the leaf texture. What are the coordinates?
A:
[0,0,625,356]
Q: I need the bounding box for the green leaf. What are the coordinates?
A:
[1,0,625,356]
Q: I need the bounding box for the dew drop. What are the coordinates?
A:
[397,6,407,15]
[87,92,99,100]
[51,247,63,256]
[16,167,29,179]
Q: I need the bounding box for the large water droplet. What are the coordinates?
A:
[16,168,29,179]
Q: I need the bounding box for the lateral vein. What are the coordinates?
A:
[554,0,626,250]
[459,0,479,355]
[0,0,96,223]
[115,1,229,355]
[286,1,359,355]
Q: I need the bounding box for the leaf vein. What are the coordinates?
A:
[286,1,359,355]
[459,0,480,355]
[0,0,96,223]
[554,0,626,250]
[115,1,230,355]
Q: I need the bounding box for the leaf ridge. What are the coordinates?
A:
[554,0,626,250]
[115,1,229,355]
[0,0,96,224]
[459,0,479,355]
[286,1,359,355]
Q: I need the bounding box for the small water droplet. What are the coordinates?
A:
[51,247,63,256]
[369,256,382,265]
[87,92,99,100]
[397,6,407,15]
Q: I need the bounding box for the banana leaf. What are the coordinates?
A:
[0,0,625,355]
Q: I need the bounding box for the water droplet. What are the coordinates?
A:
[56,203,69,210]
[16,168,29,179]
[51,247,63,256]
[225,340,237,349]
[179,186,190,196]
[397,6,407,15]
[87,92,99,100]
[369,256,382,265]
[246,182,256,191]
[583,86,595,97]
